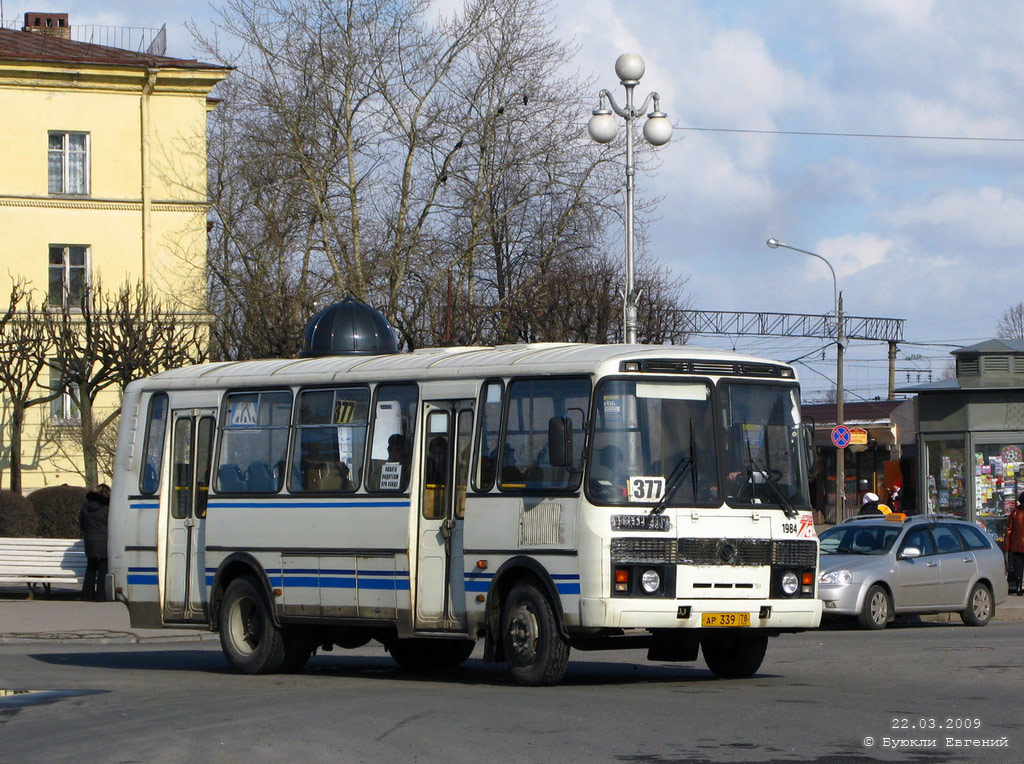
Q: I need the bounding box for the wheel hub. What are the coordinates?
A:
[508,604,539,663]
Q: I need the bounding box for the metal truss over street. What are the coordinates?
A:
[677,309,905,343]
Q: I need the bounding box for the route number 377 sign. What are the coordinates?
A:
[630,476,666,501]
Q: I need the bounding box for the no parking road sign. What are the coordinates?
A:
[831,425,851,448]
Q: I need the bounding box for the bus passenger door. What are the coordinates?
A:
[164,410,215,623]
[415,400,474,631]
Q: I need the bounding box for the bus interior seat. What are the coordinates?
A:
[247,461,276,492]
[218,464,246,492]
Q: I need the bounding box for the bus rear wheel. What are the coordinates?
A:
[501,582,569,686]
[219,577,286,674]
[388,637,474,670]
[701,631,768,679]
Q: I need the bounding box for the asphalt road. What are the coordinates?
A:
[0,620,1020,764]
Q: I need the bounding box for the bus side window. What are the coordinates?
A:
[290,387,369,493]
[474,380,503,491]
[140,392,168,495]
[216,390,292,493]
[501,377,589,492]
[366,383,418,492]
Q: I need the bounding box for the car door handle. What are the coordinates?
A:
[963,557,973,564]
[926,561,938,567]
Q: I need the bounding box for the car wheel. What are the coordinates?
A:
[857,584,891,630]
[960,582,993,626]
[701,632,768,679]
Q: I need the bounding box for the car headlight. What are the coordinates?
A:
[640,569,661,594]
[818,569,853,586]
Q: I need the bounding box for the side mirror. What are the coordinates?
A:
[802,422,818,472]
[900,546,921,559]
[548,416,572,468]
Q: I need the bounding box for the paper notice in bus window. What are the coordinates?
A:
[380,462,402,490]
[371,402,402,459]
[337,427,354,473]
[229,400,258,426]
[603,396,623,424]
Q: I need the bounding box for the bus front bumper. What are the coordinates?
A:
[580,597,823,630]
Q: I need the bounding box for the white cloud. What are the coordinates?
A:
[889,187,1024,248]
[839,0,936,30]
[815,233,896,279]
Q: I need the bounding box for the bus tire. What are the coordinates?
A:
[388,637,458,670]
[441,639,476,668]
[219,577,286,674]
[280,627,318,672]
[701,631,768,679]
[501,582,569,686]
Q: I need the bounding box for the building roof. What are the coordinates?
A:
[952,338,1024,355]
[0,27,226,70]
[801,400,908,427]
[895,378,961,393]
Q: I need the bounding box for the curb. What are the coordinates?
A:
[0,631,221,646]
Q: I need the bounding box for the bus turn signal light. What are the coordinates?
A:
[614,568,629,592]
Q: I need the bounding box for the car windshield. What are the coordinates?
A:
[588,379,718,506]
[819,524,902,555]
[719,383,811,509]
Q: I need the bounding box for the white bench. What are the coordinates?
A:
[0,537,87,598]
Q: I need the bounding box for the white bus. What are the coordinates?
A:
[108,342,821,685]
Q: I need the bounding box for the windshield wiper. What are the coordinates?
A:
[650,421,698,516]
[743,453,799,519]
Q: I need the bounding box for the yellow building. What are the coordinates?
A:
[0,13,229,489]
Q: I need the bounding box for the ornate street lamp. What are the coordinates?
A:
[588,53,673,345]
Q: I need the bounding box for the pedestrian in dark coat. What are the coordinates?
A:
[1004,496,1024,595]
[80,484,110,602]
[857,492,883,516]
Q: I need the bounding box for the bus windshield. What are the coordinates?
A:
[588,379,718,506]
[720,382,810,509]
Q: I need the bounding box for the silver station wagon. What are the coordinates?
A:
[818,514,1008,629]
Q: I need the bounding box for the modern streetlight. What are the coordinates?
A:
[588,53,673,345]
[766,238,847,521]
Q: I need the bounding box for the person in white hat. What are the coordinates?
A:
[857,491,883,516]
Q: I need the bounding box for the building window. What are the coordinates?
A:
[48,132,89,195]
[49,362,80,423]
[48,245,89,309]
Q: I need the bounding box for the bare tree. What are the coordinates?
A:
[0,280,60,492]
[196,0,691,355]
[998,301,1024,340]
[47,281,207,485]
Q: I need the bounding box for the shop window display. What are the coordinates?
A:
[974,443,1022,543]
[926,439,966,517]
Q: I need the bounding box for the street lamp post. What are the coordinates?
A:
[588,53,673,345]
[766,238,847,521]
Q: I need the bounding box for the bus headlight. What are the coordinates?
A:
[781,570,799,596]
[640,569,661,594]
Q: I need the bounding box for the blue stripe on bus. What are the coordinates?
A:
[130,503,159,510]
[127,575,158,585]
[203,499,411,505]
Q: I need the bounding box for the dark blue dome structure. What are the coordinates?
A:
[299,297,400,357]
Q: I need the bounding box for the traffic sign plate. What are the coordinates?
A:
[831,425,851,448]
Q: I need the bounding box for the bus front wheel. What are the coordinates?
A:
[501,582,569,686]
[701,631,768,679]
[219,577,287,674]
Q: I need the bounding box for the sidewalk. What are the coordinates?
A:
[0,589,219,645]
[1,586,1020,645]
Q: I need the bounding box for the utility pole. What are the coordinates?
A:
[836,292,846,521]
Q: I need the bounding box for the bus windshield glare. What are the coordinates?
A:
[588,379,810,509]
[720,382,810,509]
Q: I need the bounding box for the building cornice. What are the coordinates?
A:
[0,195,209,212]
[0,61,228,95]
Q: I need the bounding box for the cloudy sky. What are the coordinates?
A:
[13,0,1023,400]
